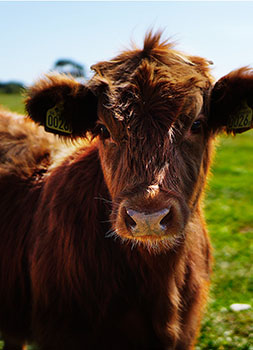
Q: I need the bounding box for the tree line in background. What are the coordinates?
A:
[0,59,86,94]
[0,81,24,94]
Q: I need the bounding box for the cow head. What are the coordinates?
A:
[26,32,253,251]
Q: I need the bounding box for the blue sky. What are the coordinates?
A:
[1,1,253,86]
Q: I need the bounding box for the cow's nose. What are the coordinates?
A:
[124,207,171,237]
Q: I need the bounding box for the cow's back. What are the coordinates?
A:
[0,108,61,178]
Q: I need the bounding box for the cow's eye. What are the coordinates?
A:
[100,125,111,139]
[191,120,202,133]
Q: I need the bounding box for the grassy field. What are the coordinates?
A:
[0,92,25,114]
[198,132,253,350]
[0,94,252,349]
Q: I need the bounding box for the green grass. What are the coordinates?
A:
[197,132,253,350]
[0,95,252,349]
[0,92,25,114]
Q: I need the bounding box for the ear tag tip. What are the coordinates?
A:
[45,102,73,135]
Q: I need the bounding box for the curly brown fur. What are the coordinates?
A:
[1,31,252,350]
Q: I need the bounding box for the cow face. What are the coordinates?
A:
[26,32,253,251]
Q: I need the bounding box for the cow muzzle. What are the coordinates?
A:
[113,193,189,243]
[124,207,171,237]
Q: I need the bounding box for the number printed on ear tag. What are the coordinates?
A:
[228,100,253,130]
[46,103,73,134]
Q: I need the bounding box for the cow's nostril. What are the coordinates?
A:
[160,210,173,230]
[124,208,137,230]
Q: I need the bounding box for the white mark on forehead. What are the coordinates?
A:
[149,184,160,191]
[146,184,160,198]
[146,169,167,195]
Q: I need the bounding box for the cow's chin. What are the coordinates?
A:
[112,228,185,253]
[109,197,189,253]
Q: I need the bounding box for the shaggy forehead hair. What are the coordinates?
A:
[90,31,213,128]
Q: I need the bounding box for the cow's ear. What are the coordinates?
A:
[209,67,253,134]
[25,75,99,138]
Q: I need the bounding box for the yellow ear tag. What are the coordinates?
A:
[228,100,253,131]
[45,103,73,135]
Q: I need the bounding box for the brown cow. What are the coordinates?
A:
[0,31,252,350]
